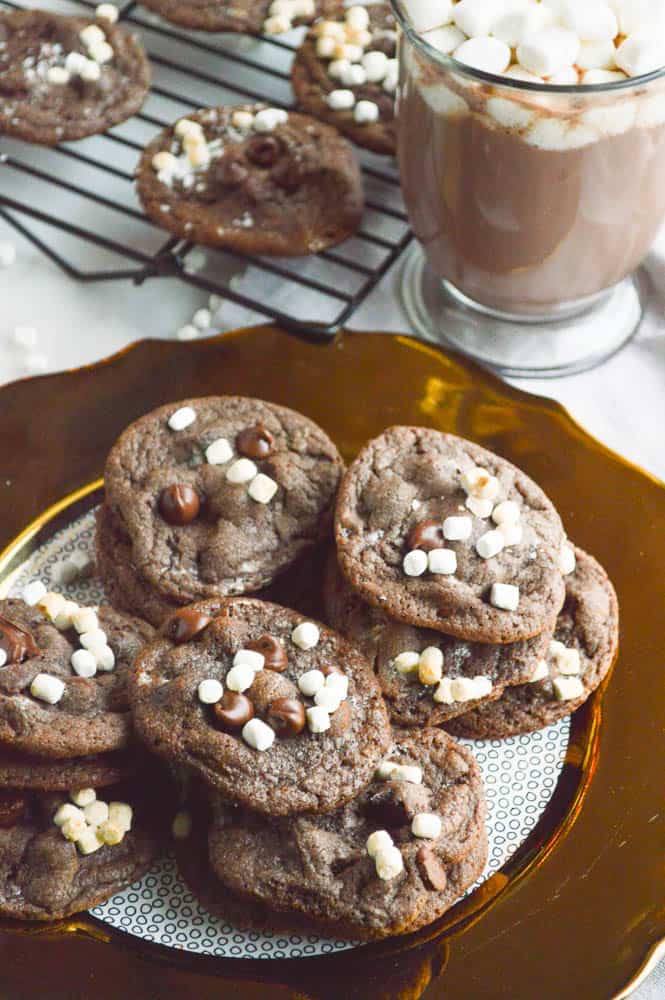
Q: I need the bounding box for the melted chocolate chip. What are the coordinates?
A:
[245,134,283,167]
[159,484,200,525]
[406,520,444,552]
[246,634,287,672]
[214,691,254,729]
[0,616,40,664]
[236,424,275,460]
[163,608,212,644]
[0,790,28,828]
[266,698,305,738]
[416,846,448,891]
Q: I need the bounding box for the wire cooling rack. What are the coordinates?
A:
[0,0,412,335]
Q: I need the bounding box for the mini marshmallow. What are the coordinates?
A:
[392,764,422,784]
[550,641,581,675]
[418,646,443,686]
[548,67,580,84]
[466,496,494,519]
[226,664,255,693]
[168,405,196,431]
[555,0,618,42]
[450,676,478,702]
[325,672,349,699]
[328,58,351,79]
[264,12,291,32]
[530,659,550,682]
[493,6,556,47]
[90,40,114,64]
[22,581,47,606]
[108,802,133,831]
[577,39,618,71]
[75,827,104,854]
[476,529,505,560]
[317,20,346,40]
[616,33,665,78]
[393,651,421,675]
[443,516,472,541]
[403,549,428,577]
[461,467,499,501]
[47,66,71,85]
[84,800,109,826]
[346,5,370,30]
[433,678,454,703]
[454,36,512,75]
[226,458,258,483]
[374,845,404,880]
[517,26,581,78]
[473,675,493,697]
[61,817,87,841]
[362,50,389,82]
[383,64,399,93]
[582,69,627,83]
[248,473,279,504]
[327,89,356,111]
[298,669,325,697]
[366,829,393,857]
[613,0,665,36]
[172,810,192,839]
[66,52,88,75]
[411,813,442,839]
[233,649,265,671]
[231,110,254,130]
[93,645,115,672]
[317,35,337,58]
[423,24,466,55]
[242,718,275,751]
[253,108,289,132]
[490,582,520,611]
[80,23,106,47]
[198,678,224,704]
[405,0,454,34]
[206,438,233,464]
[291,622,320,650]
[30,674,65,705]
[453,0,504,38]
[498,522,523,546]
[79,628,107,650]
[72,607,98,633]
[96,4,119,22]
[314,687,343,712]
[306,705,331,733]
[553,675,584,701]
[71,788,96,807]
[79,59,101,82]
[492,501,520,526]
[98,820,124,845]
[341,63,367,86]
[559,544,576,575]
[428,548,457,575]
[504,64,544,83]
[334,42,364,62]
[71,649,97,678]
[54,803,85,827]
[346,27,372,48]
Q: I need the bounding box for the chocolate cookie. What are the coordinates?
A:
[0,781,161,920]
[323,554,552,727]
[446,548,619,739]
[208,728,487,940]
[102,397,343,609]
[0,8,150,146]
[0,597,154,758]
[335,427,567,644]
[136,105,364,256]
[129,599,391,816]
[0,748,137,792]
[140,0,340,36]
[292,5,397,156]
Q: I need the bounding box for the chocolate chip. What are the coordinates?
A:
[416,846,448,891]
[216,157,249,188]
[245,135,283,167]
[246,634,287,672]
[407,520,444,552]
[159,484,200,525]
[0,790,28,828]
[0,616,40,664]
[163,608,212,644]
[214,691,254,729]
[266,697,305,738]
[236,424,275,460]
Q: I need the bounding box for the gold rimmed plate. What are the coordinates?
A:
[0,326,662,1000]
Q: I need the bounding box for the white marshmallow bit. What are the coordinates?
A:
[346,5,370,30]
[205,437,233,465]
[22,581,47,606]
[466,496,494,519]
[559,544,576,575]
[418,646,443,686]
[362,50,389,82]
[550,640,581,675]
[70,788,96,807]
[47,66,71,85]
[334,42,364,62]
[30,674,65,705]
[443,516,472,541]
[226,458,258,484]
[423,24,466,55]
[317,35,337,58]
[96,4,119,23]
[65,51,87,75]
[476,529,505,560]
[175,119,204,140]
[366,829,393,857]
[263,13,292,33]
[341,63,367,86]
[548,67,580,85]
[108,802,133,831]
[226,664,255,693]
[327,89,356,111]
[62,819,87,842]
[248,473,279,504]
[493,6,555,47]
[79,628,107,650]
[553,675,584,701]
[555,0,617,42]
[403,549,428,577]
[582,69,627,84]
[472,675,493,698]
[405,0,453,33]
[172,810,192,839]
[168,405,196,431]
[291,622,320,650]
[233,649,265,671]
[613,0,665,36]
[328,58,351,79]
[383,64,399,93]
[253,108,289,132]
[242,717,275,751]
[54,803,84,827]
[433,678,454,703]
[393,764,422,785]
[616,33,665,78]
[498,522,523,546]
[375,845,404,880]
[231,110,255,131]
[314,686,343,712]
[80,24,106,47]
[98,820,125,846]
[453,0,505,38]
[198,678,224,704]
[517,26,581,78]
[84,800,109,826]
[428,548,457,575]
[298,669,325,697]
[393,651,421,675]
[461,467,499,501]
[90,40,114,63]
[577,39,617,71]
[530,659,550,682]
[72,607,98,634]
[504,64,544,83]
[94,645,115,672]
[492,500,520,526]
[77,827,104,855]
[490,582,520,611]
[454,36,512,75]
[411,813,442,839]
[450,676,478,702]
[325,672,349,699]
[306,705,331,733]
[79,59,101,82]
[71,649,97,678]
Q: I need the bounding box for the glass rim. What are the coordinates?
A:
[390,0,665,94]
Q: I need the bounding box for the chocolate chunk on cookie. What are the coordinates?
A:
[140,0,341,36]
[102,397,343,609]
[129,599,391,816]
[0,781,162,920]
[0,597,154,759]
[208,727,487,939]
[0,8,150,146]
[323,554,552,726]
[292,5,397,156]
[0,747,138,791]
[446,548,619,739]
[335,427,566,643]
[136,106,364,255]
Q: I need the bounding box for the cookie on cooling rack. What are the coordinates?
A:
[140,0,341,36]
[0,8,150,145]
[136,105,364,255]
[292,5,397,156]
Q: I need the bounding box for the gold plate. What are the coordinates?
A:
[0,326,662,1000]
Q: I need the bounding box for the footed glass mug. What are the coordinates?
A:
[391,7,665,376]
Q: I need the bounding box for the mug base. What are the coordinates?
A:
[400,242,647,379]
